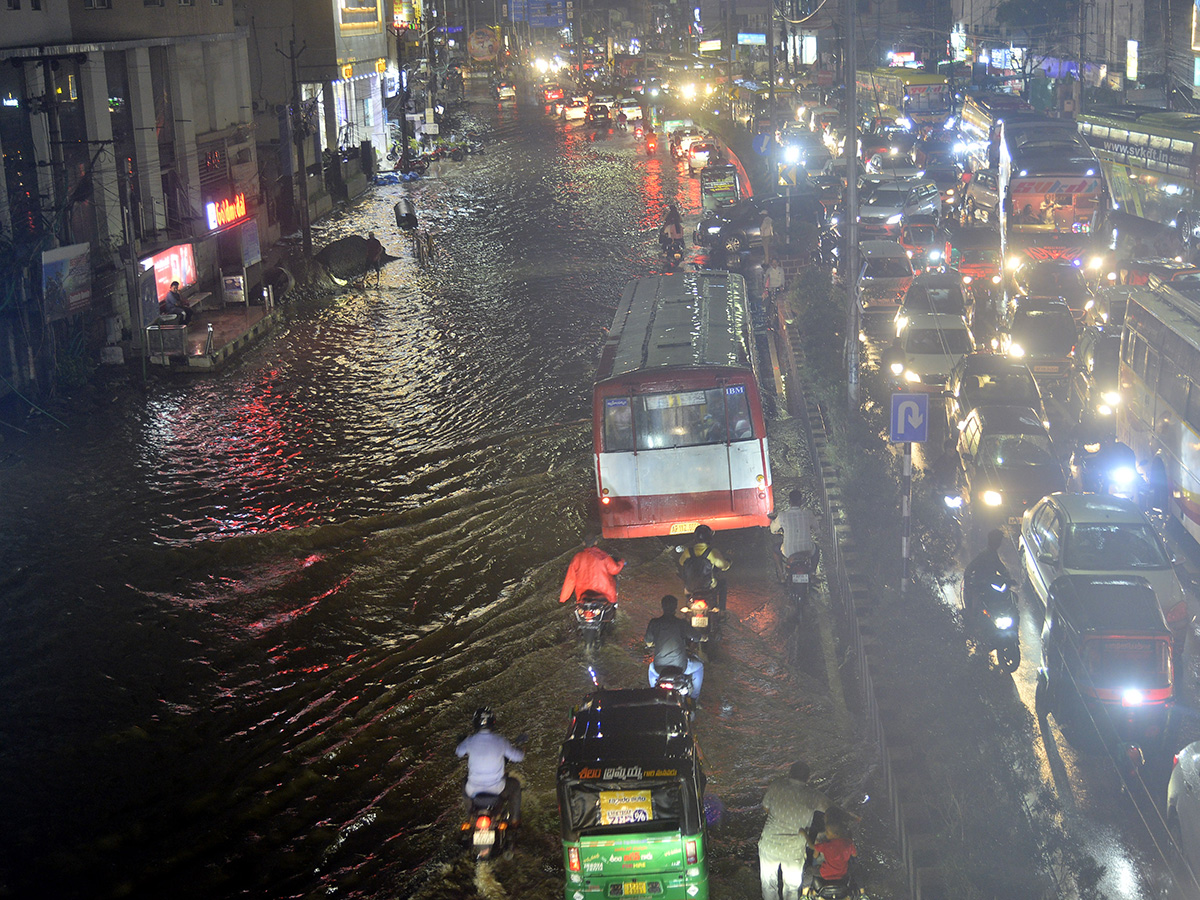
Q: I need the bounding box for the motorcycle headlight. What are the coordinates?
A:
[993,615,1014,630]
[1102,391,1121,406]
[1008,343,1025,358]
[1111,466,1136,486]
[982,490,1003,506]
[890,361,906,376]
[1122,688,1145,707]
[943,494,963,509]
[991,274,1002,285]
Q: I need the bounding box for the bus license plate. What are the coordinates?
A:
[692,616,709,628]
[670,522,701,535]
[473,830,495,846]
[791,573,809,583]
[622,883,649,896]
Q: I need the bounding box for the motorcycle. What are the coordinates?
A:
[634,124,644,140]
[784,548,819,622]
[806,877,861,899]
[461,790,514,861]
[645,135,658,156]
[664,236,685,268]
[574,590,616,651]
[1072,440,1139,499]
[653,664,697,717]
[962,570,1020,674]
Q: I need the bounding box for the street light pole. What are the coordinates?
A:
[390,23,413,172]
[846,0,859,410]
[278,34,312,258]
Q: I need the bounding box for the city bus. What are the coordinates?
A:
[1077,108,1200,233]
[593,271,773,538]
[958,91,1034,171]
[855,67,951,128]
[1117,277,1200,546]
[997,116,1108,275]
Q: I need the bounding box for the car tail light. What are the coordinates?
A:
[1174,753,1182,768]
[1167,600,1189,626]
[475,815,491,831]
[685,839,698,864]
[568,847,582,872]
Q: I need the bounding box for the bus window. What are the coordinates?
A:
[634,388,727,449]
[604,397,635,451]
[725,384,754,439]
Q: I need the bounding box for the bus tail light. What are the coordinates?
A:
[685,839,698,864]
[601,496,611,505]
[568,847,581,872]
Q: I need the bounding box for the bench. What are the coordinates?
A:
[184,291,212,311]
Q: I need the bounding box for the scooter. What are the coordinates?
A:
[963,572,1020,674]
[664,236,685,268]
[461,791,514,861]
[784,548,819,622]
[645,135,658,156]
[574,590,616,651]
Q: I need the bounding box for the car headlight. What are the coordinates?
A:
[890,360,905,375]
[1122,688,1145,707]
[1102,391,1121,406]
[887,213,903,224]
[982,490,1003,506]
[1008,343,1025,358]
[1097,404,1113,416]
[962,275,973,284]
[991,274,1002,284]
[993,615,1014,630]
[928,250,941,261]
[705,224,722,235]
[784,145,801,164]
[906,249,914,258]
[904,370,922,383]
[1111,466,1136,486]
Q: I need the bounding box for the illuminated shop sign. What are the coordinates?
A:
[205,192,249,231]
[140,243,197,303]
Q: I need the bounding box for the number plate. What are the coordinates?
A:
[791,573,810,583]
[670,521,701,535]
[1032,365,1060,374]
[622,883,649,896]
[692,615,709,628]
[472,830,495,846]
[1007,516,1021,525]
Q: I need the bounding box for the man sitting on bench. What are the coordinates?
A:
[161,281,192,326]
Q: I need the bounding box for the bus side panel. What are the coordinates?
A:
[563,833,708,900]
[597,440,772,537]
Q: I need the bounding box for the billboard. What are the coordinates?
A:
[509,0,566,27]
[41,243,91,322]
[468,27,500,60]
[140,243,198,305]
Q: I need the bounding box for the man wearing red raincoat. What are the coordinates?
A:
[559,532,624,604]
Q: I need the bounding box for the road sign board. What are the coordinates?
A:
[752,132,773,156]
[890,393,929,443]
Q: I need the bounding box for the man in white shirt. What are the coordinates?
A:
[769,489,818,582]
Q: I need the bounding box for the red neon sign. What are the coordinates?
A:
[205,192,248,231]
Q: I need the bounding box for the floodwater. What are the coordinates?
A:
[0,89,893,899]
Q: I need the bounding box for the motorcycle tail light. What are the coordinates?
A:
[685,839,698,864]
[693,599,707,611]
[476,816,491,831]
[568,846,582,872]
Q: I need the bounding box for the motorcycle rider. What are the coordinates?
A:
[559,530,624,606]
[930,436,963,498]
[645,594,705,698]
[962,529,1009,618]
[678,524,731,611]
[770,489,819,582]
[758,761,833,900]
[661,203,685,253]
[455,707,525,827]
[1074,433,1138,494]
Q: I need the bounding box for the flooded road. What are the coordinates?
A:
[0,91,896,899]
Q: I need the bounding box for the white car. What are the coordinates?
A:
[618,99,642,122]
[687,141,720,174]
[1019,494,1192,638]
[892,311,974,391]
[496,82,517,101]
[562,99,587,121]
[1168,741,1200,862]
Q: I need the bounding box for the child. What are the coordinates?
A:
[805,808,859,895]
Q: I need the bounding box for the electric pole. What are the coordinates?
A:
[390,21,413,172]
[278,34,312,258]
[846,0,859,409]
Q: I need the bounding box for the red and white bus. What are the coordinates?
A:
[593,272,774,538]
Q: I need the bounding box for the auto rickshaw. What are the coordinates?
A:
[558,689,709,899]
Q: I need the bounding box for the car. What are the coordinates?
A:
[913,136,961,168]
[1066,324,1121,428]
[864,156,926,181]
[586,103,611,125]
[1019,493,1191,640]
[1169,740,1200,863]
[694,193,827,257]
[925,163,964,215]
[672,127,705,158]
[892,311,974,391]
[1011,260,1095,323]
[858,180,940,237]
[897,216,942,272]
[496,82,517,100]
[946,352,1050,430]
[562,99,587,120]
[617,98,642,122]
[1001,298,1078,398]
[780,132,833,174]
[957,405,1065,530]
[960,169,1000,224]
[859,239,916,312]
[896,271,968,323]
[542,83,565,103]
[1090,284,1136,328]
[688,140,721,174]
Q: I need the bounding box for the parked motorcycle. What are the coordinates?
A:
[574,591,617,652]
[784,549,819,622]
[962,570,1020,674]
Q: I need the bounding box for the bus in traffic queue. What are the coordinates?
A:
[855,67,951,128]
[1118,278,1200,545]
[957,91,1035,171]
[1077,108,1200,236]
[997,116,1109,290]
[593,271,773,538]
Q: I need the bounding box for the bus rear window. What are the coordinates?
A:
[602,385,755,451]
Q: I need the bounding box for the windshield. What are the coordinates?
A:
[602,385,755,452]
[903,227,936,244]
[961,249,1001,265]
[1012,309,1077,355]
[904,327,972,356]
[865,258,914,278]
[866,189,909,208]
[964,370,1039,406]
[1024,267,1085,296]
[1065,523,1171,570]
[978,432,1054,466]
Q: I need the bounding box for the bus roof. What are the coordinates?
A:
[596,271,753,381]
[1126,280,1200,359]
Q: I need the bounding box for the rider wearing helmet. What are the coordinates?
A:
[455,707,525,825]
[963,529,1010,617]
[677,524,731,609]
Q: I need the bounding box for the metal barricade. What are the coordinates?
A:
[146,323,188,359]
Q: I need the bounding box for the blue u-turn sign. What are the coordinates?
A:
[890,393,928,443]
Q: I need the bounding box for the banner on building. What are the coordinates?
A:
[242,219,262,267]
[509,0,566,28]
[469,27,500,60]
[140,243,198,305]
[41,243,91,322]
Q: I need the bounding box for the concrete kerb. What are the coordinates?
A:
[788,321,939,900]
